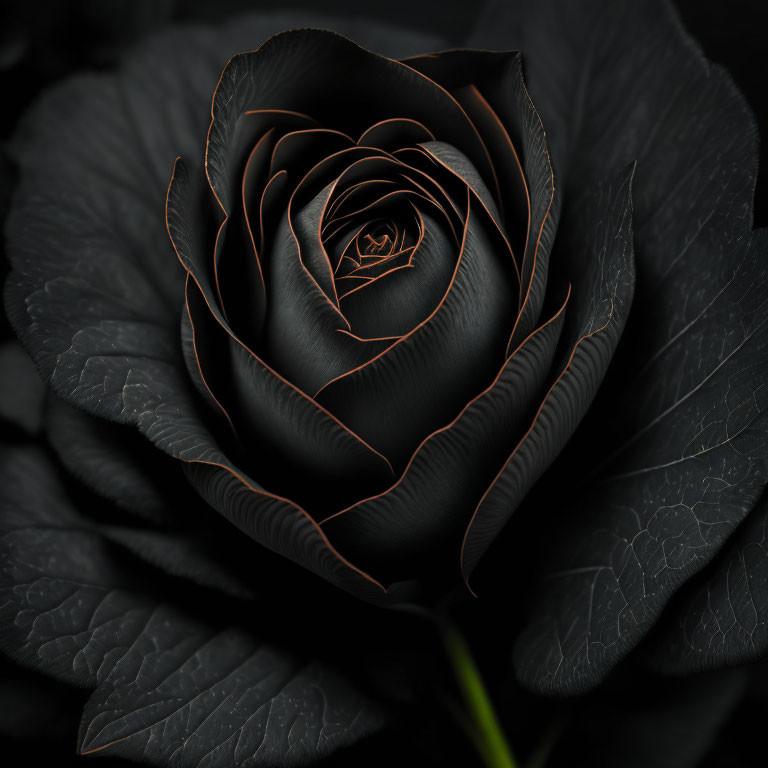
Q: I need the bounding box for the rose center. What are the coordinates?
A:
[326,214,420,300]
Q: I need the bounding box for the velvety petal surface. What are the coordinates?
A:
[461,164,636,582]
[322,291,568,580]
[172,161,395,507]
[339,212,456,340]
[405,50,558,352]
[205,29,497,221]
[260,204,392,394]
[316,196,516,467]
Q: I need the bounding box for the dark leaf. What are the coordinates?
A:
[645,485,768,674]
[45,393,179,523]
[0,447,385,765]
[98,525,255,601]
[470,0,768,694]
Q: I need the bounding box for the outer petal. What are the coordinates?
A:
[472,0,768,694]
[405,50,558,352]
[462,165,636,581]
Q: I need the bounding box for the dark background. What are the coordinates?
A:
[1,1,767,765]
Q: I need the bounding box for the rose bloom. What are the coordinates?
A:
[1,0,768,765]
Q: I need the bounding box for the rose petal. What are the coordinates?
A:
[358,117,436,150]
[406,50,558,353]
[461,165,636,586]
[205,29,497,216]
[216,112,319,341]
[322,289,568,580]
[171,161,395,505]
[261,207,394,394]
[316,193,516,467]
[339,210,456,339]
[454,84,530,266]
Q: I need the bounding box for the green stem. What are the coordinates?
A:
[441,621,518,768]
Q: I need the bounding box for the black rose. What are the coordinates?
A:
[164,27,565,598]
[2,1,768,766]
